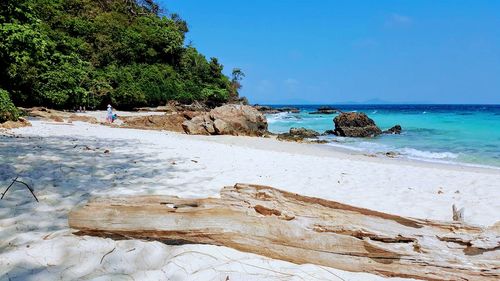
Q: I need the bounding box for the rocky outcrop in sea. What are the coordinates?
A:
[333,112,382,137]
[309,106,340,115]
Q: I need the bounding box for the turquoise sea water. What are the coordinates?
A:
[266,105,500,168]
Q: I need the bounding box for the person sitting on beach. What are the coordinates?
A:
[106,104,114,123]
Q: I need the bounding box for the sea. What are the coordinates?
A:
[265,104,500,169]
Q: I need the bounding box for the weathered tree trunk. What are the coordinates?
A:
[69,184,500,281]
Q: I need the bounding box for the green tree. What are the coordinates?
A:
[230,68,245,101]
[0,0,245,110]
[0,89,19,123]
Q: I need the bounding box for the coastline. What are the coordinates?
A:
[265,104,500,169]
[195,132,500,174]
[1,119,499,281]
[4,119,500,223]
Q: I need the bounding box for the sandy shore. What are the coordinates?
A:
[1,119,499,280]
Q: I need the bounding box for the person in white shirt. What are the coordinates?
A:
[106,104,113,123]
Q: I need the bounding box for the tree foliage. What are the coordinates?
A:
[0,0,242,109]
[0,89,19,123]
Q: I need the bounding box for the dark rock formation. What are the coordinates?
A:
[277,127,320,142]
[322,129,336,135]
[254,105,300,114]
[309,106,340,115]
[333,112,382,137]
[383,125,402,134]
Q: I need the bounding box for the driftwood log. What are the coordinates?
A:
[69,184,500,281]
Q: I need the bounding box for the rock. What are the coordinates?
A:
[333,112,382,137]
[178,100,210,112]
[123,112,200,132]
[0,117,32,129]
[49,114,64,122]
[254,105,300,114]
[228,96,249,105]
[383,125,402,134]
[27,108,69,122]
[254,105,275,113]
[309,106,340,115]
[67,114,98,124]
[277,127,320,142]
[182,114,215,135]
[183,105,268,136]
[277,107,300,113]
[322,129,336,135]
[209,105,268,136]
[136,101,210,113]
[289,127,320,138]
[28,109,51,119]
[135,106,174,113]
[384,151,400,158]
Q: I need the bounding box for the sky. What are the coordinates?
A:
[161,0,500,104]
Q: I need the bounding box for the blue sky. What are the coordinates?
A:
[162,0,500,104]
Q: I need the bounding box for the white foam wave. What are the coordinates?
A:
[266,112,292,123]
[325,139,459,160]
[399,148,458,159]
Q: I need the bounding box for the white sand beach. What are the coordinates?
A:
[1,119,499,281]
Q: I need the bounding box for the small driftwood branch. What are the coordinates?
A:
[0,176,18,200]
[100,246,116,264]
[69,184,500,281]
[1,177,38,202]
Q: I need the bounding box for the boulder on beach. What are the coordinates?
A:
[333,112,382,137]
[183,104,268,136]
[182,114,215,135]
[0,117,31,129]
[277,127,320,142]
[67,114,98,124]
[123,112,200,132]
[383,125,402,134]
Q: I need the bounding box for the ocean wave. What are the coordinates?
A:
[266,112,301,123]
[325,139,391,152]
[399,148,458,159]
[325,139,458,160]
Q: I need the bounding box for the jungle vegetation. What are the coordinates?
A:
[0,0,245,115]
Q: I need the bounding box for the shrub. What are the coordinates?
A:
[201,87,229,107]
[0,89,19,123]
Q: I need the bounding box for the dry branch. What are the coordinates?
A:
[69,184,500,281]
[1,176,38,202]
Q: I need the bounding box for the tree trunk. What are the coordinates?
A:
[69,183,500,281]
